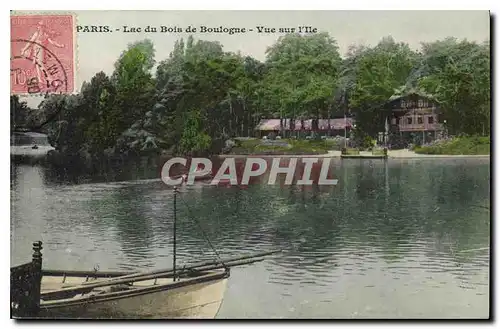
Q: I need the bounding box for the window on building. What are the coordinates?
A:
[423,100,428,107]
[418,116,423,124]
[407,117,412,125]
[418,99,423,107]
[401,100,406,108]
[396,117,400,124]
[428,116,434,124]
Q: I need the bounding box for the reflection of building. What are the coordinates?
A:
[255,118,355,138]
[382,91,444,147]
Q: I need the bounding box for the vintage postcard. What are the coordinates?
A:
[10,10,491,319]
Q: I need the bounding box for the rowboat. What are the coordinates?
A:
[11,188,279,319]
[38,267,229,319]
[11,130,55,164]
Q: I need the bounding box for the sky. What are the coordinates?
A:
[12,10,490,106]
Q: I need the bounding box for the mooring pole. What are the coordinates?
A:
[173,187,178,282]
[31,241,43,316]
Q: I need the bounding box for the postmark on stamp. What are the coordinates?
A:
[11,14,75,95]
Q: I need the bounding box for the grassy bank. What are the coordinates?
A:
[341,147,387,155]
[228,139,331,155]
[414,136,490,155]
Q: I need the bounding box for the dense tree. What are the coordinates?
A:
[416,39,490,135]
[262,33,342,136]
[42,93,84,155]
[154,37,268,154]
[26,33,489,162]
[42,40,157,157]
[111,39,157,152]
[10,95,31,131]
[347,37,419,138]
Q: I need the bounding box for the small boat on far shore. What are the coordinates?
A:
[11,130,55,164]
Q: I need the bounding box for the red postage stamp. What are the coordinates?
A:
[10,14,75,95]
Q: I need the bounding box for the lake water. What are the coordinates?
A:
[10,158,490,319]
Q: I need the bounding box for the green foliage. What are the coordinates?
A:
[348,37,419,136]
[414,136,490,155]
[372,148,387,156]
[289,139,330,153]
[179,109,212,155]
[261,33,342,132]
[10,95,31,130]
[41,94,84,154]
[345,148,360,155]
[416,40,490,136]
[27,33,489,161]
[41,40,157,157]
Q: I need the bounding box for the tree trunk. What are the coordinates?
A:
[312,107,320,138]
[280,115,284,138]
[244,99,250,136]
[327,106,332,137]
[227,92,233,137]
[241,99,245,137]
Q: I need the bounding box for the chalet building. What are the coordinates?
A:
[255,118,355,138]
[381,91,444,147]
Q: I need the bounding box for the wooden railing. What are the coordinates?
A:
[11,241,43,318]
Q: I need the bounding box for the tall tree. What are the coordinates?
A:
[416,39,490,135]
[349,36,418,137]
[111,39,157,153]
[263,32,342,136]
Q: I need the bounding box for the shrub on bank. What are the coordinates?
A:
[344,148,360,155]
[414,136,490,155]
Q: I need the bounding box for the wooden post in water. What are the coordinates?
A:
[173,187,178,282]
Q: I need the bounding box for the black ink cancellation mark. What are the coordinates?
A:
[10,39,69,95]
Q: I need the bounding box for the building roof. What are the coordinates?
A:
[255,118,354,131]
[388,88,437,102]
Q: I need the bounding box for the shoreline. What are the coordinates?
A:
[387,149,490,159]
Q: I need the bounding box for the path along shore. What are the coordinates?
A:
[221,149,490,159]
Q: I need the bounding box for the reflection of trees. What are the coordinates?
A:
[384,160,490,261]
[12,158,489,280]
[355,162,378,200]
[257,159,490,269]
[85,184,162,267]
[38,158,162,186]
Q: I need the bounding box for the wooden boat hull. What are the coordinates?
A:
[38,270,228,319]
[12,241,276,320]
